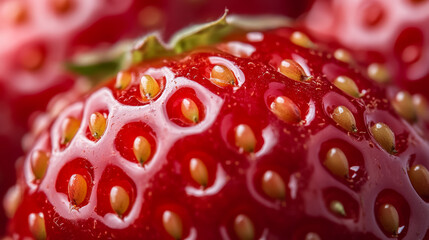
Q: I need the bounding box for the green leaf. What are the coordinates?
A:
[66,11,290,83]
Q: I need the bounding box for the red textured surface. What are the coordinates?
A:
[302,0,429,98]
[7,27,429,239]
[0,0,312,234]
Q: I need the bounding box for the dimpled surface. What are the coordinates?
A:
[0,0,312,233]
[6,27,429,239]
[303,0,429,98]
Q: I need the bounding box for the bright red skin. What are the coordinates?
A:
[7,27,429,239]
[302,0,429,98]
[0,0,312,233]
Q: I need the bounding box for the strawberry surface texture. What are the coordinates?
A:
[5,15,429,240]
[303,0,429,99]
[0,0,312,233]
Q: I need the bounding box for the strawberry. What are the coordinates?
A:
[0,0,312,233]
[302,0,429,99]
[5,14,429,239]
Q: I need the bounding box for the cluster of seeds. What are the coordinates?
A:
[6,29,429,239]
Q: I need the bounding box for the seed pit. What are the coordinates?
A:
[55,158,94,208]
[375,190,409,238]
[115,122,157,166]
[166,88,206,127]
[96,166,136,218]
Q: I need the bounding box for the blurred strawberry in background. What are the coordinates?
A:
[302,0,429,98]
[0,0,313,234]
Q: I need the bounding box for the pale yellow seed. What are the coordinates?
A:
[189,158,209,187]
[279,59,311,82]
[181,98,199,123]
[368,63,390,84]
[290,31,314,48]
[378,204,399,235]
[60,117,80,145]
[162,210,183,240]
[331,106,357,132]
[110,186,130,217]
[270,96,301,123]
[330,200,346,216]
[370,123,396,154]
[3,185,22,218]
[334,49,353,64]
[234,214,255,240]
[115,71,132,90]
[133,136,151,165]
[392,91,416,122]
[325,148,349,178]
[408,164,429,198]
[261,170,286,200]
[68,174,87,206]
[140,75,160,101]
[413,94,429,120]
[28,213,46,240]
[234,124,257,153]
[89,112,107,139]
[210,65,236,87]
[30,150,49,180]
[333,76,360,98]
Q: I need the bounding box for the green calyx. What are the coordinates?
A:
[66,11,290,82]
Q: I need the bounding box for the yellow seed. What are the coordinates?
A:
[368,63,390,84]
[331,106,357,132]
[334,49,353,64]
[392,91,416,122]
[28,213,46,240]
[370,123,396,154]
[110,186,130,217]
[140,75,160,101]
[210,65,236,87]
[51,0,73,14]
[413,94,429,120]
[270,96,301,123]
[279,59,312,82]
[60,117,80,145]
[290,31,314,48]
[408,164,429,198]
[181,98,199,123]
[189,158,209,187]
[325,148,349,178]
[261,170,286,200]
[20,47,44,71]
[68,174,87,206]
[30,150,49,180]
[3,185,22,218]
[378,204,399,235]
[89,112,107,139]
[234,214,255,240]
[133,136,151,165]
[333,76,360,98]
[234,124,257,153]
[162,210,183,240]
[2,1,27,24]
[305,232,321,240]
[330,200,346,216]
[115,71,132,90]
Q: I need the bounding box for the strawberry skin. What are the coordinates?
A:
[302,0,429,99]
[5,18,429,239]
[0,0,312,234]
